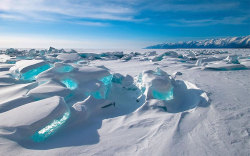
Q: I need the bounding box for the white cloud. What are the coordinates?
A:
[0,0,139,22]
[0,0,247,26]
[0,13,25,21]
[70,21,111,27]
[168,16,249,27]
[144,2,239,12]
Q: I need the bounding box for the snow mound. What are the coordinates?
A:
[136,68,173,101]
[151,51,180,62]
[56,53,81,62]
[136,68,208,113]
[0,54,11,63]
[205,62,247,70]
[224,55,240,64]
[0,96,69,142]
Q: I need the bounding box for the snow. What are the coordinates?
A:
[136,68,173,100]
[9,60,51,80]
[0,96,68,142]
[56,53,81,62]
[0,48,249,155]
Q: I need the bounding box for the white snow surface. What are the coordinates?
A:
[10,60,46,73]
[0,48,249,156]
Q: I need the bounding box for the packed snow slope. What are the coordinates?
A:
[146,35,250,49]
[0,48,249,156]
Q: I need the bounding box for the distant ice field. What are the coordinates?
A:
[0,48,249,156]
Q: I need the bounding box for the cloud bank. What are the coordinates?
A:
[0,0,249,26]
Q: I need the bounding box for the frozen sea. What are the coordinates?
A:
[0,48,249,156]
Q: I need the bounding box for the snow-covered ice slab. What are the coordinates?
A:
[136,68,173,100]
[135,68,208,113]
[27,80,71,99]
[37,65,112,99]
[9,60,51,80]
[205,61,247,70]
[0,96,69,142]
[0,54,11,63]
[56,53,81,62]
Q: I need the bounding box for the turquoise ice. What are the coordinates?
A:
[21,64,51,81]
[100,74,113,85]
[86,75,113,99]
[31,111,70,142]
[56,65,74,73]
[152,87,174,101]
[100,75,113,99]
[61,78,78,90]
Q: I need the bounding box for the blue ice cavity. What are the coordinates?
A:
[61,78,78,90]
[31,111,70,142]
[56,65,74,73]
[21,64,52,81]
[152,87,174,101]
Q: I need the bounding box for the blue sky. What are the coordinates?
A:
[0,0,249,48]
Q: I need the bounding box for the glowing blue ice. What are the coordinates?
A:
[6,60,16,64]
[21,64,51,81]
[56,65,74,73]
[91,91,104,99]
[31,111,70,142]
[152,87,174,101]
[100,75,113,85]
[86,75,113,99]
[100,75,113,98]
[61,78,78,90]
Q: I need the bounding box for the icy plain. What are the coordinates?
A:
[0,48,249,156]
